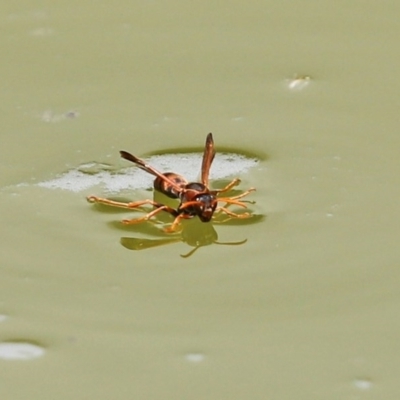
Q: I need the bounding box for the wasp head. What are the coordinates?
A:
[193,193,218,222]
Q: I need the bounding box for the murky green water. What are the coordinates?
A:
[1,1,400,399]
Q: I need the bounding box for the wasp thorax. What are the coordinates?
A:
[185,182,207,191]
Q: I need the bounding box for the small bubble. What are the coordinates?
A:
[231,116,244,122]
[29,27,53,36]
[185,353,205,363]
[353,378,372,390]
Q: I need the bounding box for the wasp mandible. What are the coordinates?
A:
[87,133,256,232]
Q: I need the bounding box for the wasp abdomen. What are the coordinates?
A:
[154,173,187,199]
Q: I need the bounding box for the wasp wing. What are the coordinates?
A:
[200,133,215,187]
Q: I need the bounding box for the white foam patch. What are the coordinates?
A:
[0,342,45,360]
[37,153,259,193]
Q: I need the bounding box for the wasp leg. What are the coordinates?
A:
[88,195,179,227]
[216,188,256,220]
[122,205,177,225]
[164,214,187,233]
[217,188,256,209]
[220,198,248,208]
[219,187,256,201]
[87,196,163,210]
[215,178,241,194]
[216,207,251,219]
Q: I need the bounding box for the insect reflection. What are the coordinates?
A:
[120,214,262,258]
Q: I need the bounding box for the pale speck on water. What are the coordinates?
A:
[0,315,8,323]
[185,353,205,363]
[353,378,373,391]
[40,109,80,123]
[285,74,311,91]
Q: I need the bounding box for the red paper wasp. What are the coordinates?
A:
[87,133,256,232]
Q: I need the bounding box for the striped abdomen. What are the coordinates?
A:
[154,173,187,199]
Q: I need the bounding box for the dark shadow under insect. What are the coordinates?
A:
[87,133,256,232]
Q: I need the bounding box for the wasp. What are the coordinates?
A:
[87,133,256,232]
